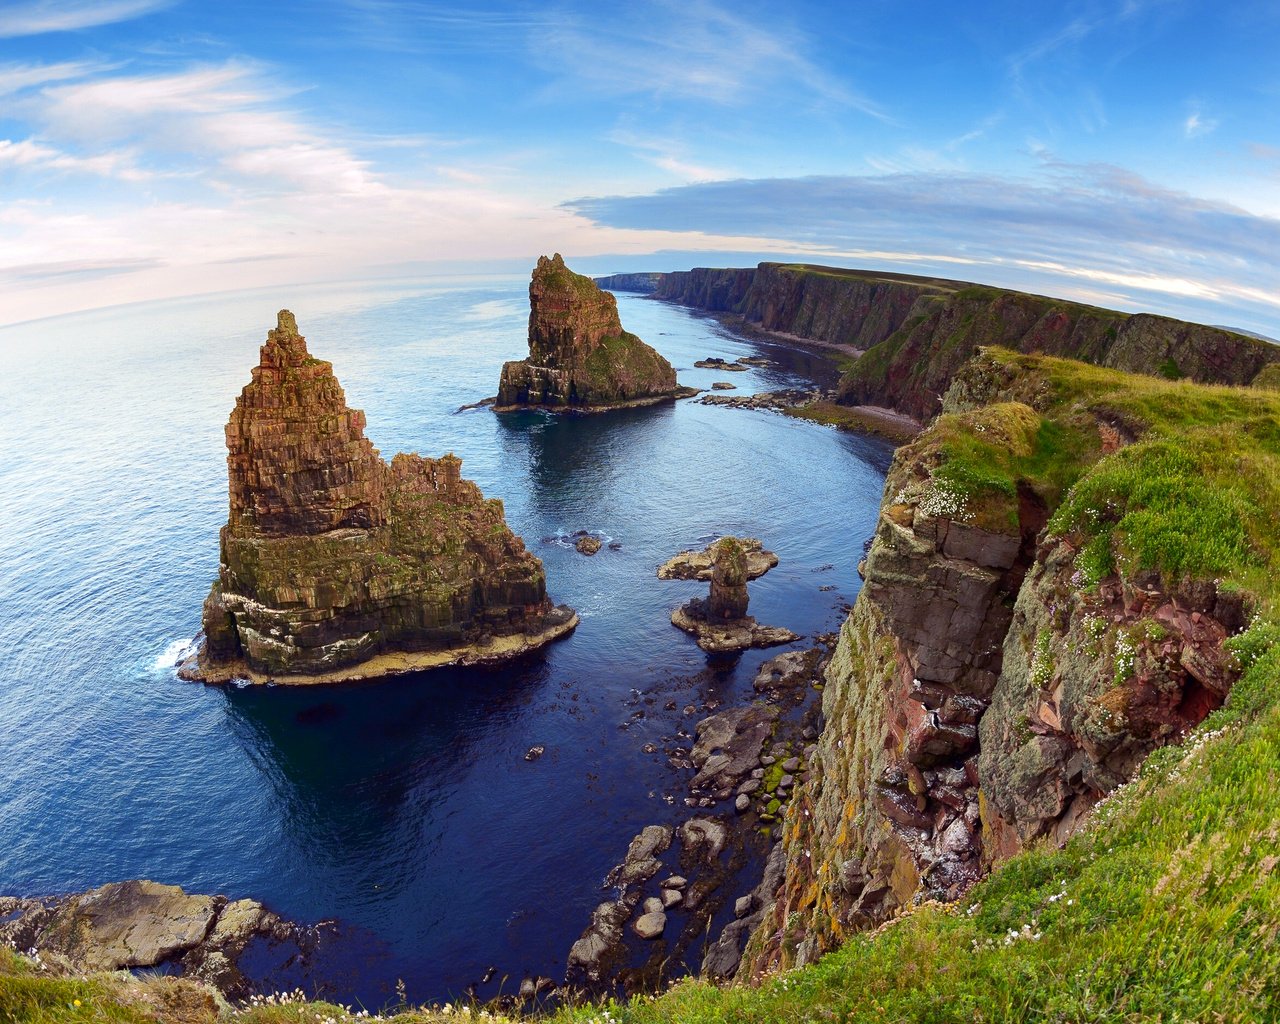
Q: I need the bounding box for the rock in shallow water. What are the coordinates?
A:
[633,911,666,940]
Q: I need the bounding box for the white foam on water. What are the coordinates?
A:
[152,637,197,671]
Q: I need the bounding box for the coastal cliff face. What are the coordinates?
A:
[189,311,566,681]
[498,254,680,409]
[647,263,1280,423]
[741,348,1271,976]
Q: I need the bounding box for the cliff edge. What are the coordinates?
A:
[180,311,575,684]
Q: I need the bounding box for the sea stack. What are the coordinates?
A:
[495,253,688,410]
[180,310,576,684]
[669,537,799,653]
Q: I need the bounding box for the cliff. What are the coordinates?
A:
[497,255,685,410]
[741,347,1280,979]
[647,263,1280,422]
[593,271,663,293]
[182,311,575,684]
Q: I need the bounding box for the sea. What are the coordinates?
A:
[0,274,892,1007]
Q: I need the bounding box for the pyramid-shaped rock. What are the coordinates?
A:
[496,254,684,409]
[182,311,575,683]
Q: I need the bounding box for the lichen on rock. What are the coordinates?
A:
[496,254,689,410]
[182,310,575,684]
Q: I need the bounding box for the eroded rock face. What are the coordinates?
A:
[709,537,750,621]
[743,413,1044,974]
[978,539,1241,854]
[186,311,571,681]
[496,254,682,409]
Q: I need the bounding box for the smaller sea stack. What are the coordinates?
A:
[181,310,576,684]
[496,253,689,410]
[669,537,798,653]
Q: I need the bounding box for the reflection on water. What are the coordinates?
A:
[0,278,892,1004]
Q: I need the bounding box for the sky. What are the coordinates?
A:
[1,0,1278,334]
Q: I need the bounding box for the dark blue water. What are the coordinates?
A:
[0,276,891,1005]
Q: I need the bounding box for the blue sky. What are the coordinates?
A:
[1,0,1278,334]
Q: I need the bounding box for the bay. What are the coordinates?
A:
[0,274,891,1006]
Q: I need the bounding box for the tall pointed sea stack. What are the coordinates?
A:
[496,253,687,410]
[181,311,576,684]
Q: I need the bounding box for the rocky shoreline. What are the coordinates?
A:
[178,606,579,686]
[0,881,314,1002]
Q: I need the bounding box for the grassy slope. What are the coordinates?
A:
[5,349,1280,1023]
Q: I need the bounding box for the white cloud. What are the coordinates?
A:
[0,0,170,38]
[0,60,105,95]
[564,165,1280,334]
[1184,110,1218,138]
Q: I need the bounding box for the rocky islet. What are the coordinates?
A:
[180,310,576,684]
[496,254,694,411]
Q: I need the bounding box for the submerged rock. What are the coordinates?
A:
[180,311,576,684]
[606,824,674,888]
[496,254,693,411]
[566,900,632,982]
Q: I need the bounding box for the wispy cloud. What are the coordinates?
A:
[1184,106,1218,138]
[531,0,887,119]
[607,126,730,182]
[0,0,170,38]
[0,60,107,95]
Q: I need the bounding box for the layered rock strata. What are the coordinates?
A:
[738,358,1247,980]
[182,311,575,683]
[497,254,689,410]
[657,537,778,581]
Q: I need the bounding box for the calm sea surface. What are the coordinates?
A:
[0,275,891,1005]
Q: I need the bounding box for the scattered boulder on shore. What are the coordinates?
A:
[606,825,674,889]
[752,649,823,692]
[179,310,576,685]
[496,254,694,411]
[566,900,634,982]
[699,388,830,412]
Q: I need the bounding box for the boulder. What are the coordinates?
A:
[679,818,729,865]
[752,651,817,692]
[632,911,666,940]
[606,825,673,888]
